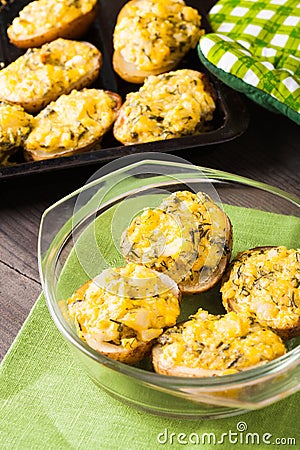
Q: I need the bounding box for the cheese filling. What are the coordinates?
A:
[114,0,202,70]
[0,38,100,103]
[121,191,229,285]
[8,0,97,38]
[67,263,180,350]
[157,309,286,374]
[0,102,33,164]
[113,69,216,144]
[25,89,119,154]
[221,246,300,332]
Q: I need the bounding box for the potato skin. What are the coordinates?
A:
[7,2,98,48]
[84,335,155,365]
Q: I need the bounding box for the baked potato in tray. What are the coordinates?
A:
[121,190,232,294]
[113,69,217,145]
[0,0,248,174]
[7,0,99,48]
[0,38,102,113]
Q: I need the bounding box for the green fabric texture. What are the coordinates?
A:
[198,0,300,124]
[1,204,300,449]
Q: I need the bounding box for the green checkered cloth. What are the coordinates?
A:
[198,0,300,124]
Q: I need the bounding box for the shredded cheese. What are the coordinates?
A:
[221,246,300,336]
[7,0,97,39]
[67,263,180,350]
[25,89,119,155]
[113,69,216,144]
[157,309,286,375]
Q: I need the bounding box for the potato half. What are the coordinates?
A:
[120,190,232,294]
[24,88,122,161]
[152,309,286,377]
[0,38,102,113]
[0,101,33,165]
[67,263,181,364]
[112,0,203,83]
[113,69,216,145]
[221,246,300,339]
[7,0,98,48]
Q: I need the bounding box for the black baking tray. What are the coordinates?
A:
[0,0,249,180]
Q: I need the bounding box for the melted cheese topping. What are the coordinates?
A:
[0,102,33,163]
[67,263,180,350]
[8,0,97,38]
[221,247,300,335]
[121,191,229,285]
[157,309,286,375]
[113,69,216,144]
[0,38,100,104]
[25,89,119,156]
[114,0,202,71]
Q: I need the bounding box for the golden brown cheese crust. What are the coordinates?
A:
[113,69,216,145]
[113,0,203,82]
[0,101,33,165]
[67,263,181,364]
[0,38,102,113]
[221,246,300,339]
[7,0,98,48]
[24,88,122,161]
[152,309,286,377]
[120,190,232,293]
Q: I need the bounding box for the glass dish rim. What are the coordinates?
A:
[38,160,300,392]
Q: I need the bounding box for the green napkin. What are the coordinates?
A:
[198,0,300,124]
[1,205,300,450]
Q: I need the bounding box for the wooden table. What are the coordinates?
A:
[0,0,299,360]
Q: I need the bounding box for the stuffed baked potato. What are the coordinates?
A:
[0,38,102,113]
[113,69,216,145]
[24,88,122,161]
[112,0,203,83]
[67,263,181,364]
[221,246,300,339]
[0,101,33,165]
